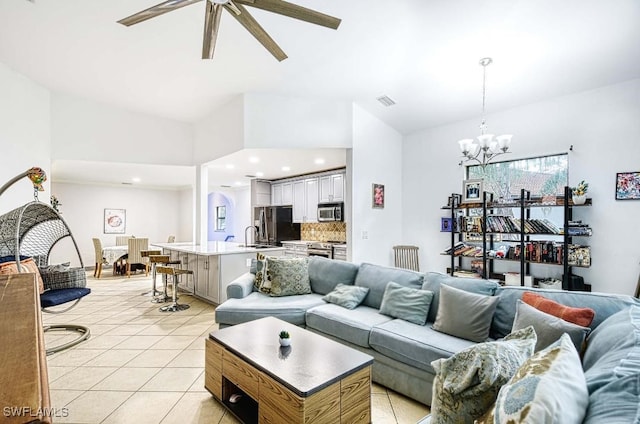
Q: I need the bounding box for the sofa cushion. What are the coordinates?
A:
[512,299,590,352]
[308,256,359,295]
[369,319,477,374]
[422,272,499,323]
[477,334,588,424]
[214,292,325,326]
[521,292,595,327]
[379,282,434,325]
[432,284,499,343]
[305,304,392,348]
[430,326,536,424]
[267,257,311,297]
[354,263,424,309]
[322,283,369,310]
[491,286,639,339]
[582,305,640,423]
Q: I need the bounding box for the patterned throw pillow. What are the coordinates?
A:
[521,292,595,327]
[253,253,271,293]
[0,258,45,294]
[430,326,537,424]
[477,333,589,424]
[267,257,311,297]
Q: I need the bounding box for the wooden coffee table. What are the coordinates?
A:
[205,316,373,424]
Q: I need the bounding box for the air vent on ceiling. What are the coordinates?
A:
[121,182,133,185]
[376,95,396,107]
[244,174,256,178]
[220,185,232,188]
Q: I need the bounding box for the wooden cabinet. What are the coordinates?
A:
[282,182,293,205]
[293,179,320,223]
[272,184,283,206]
[319,173,345,203]
[195,255,219,304]
[251,180,271,207]
[282,242,309,257]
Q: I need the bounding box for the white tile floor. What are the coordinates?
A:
[44,272,430,423]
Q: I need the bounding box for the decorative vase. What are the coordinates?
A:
[279,337,291,347]
[572,194,586,205]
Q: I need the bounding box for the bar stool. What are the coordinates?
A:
[140,250,162,296]
[149,255,181,304]
[156,266,193,312]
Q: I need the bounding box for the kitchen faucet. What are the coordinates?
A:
[244,225,258,247]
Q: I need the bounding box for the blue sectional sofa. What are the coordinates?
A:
[215,257,640,421]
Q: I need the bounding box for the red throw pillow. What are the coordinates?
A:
[521,292,595,327]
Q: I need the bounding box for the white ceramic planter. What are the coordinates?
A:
[279,337,291,347]
[572,194,587,205]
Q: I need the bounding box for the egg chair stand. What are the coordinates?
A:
[0,201,91,355]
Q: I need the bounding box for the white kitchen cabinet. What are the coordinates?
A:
[281,182,293,205]
[292,178,318,223]
[251,180,271,206]
[319,173,345,203]
[271,182,293,206]
[282,242,309,257]
[271,183,283,206]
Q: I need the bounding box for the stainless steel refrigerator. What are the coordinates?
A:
[255,206,301,246]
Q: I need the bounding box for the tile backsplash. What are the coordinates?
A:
[301,222,346,242]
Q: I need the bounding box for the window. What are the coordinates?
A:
[467,153,568,200]
[215,206,226,231]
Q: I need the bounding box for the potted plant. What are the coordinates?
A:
[571,180,589,205]
[279,330,291,347]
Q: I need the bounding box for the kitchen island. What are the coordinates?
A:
[152,242,284,305]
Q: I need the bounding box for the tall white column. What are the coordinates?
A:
[194,164,208,244]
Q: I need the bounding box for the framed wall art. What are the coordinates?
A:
[615,172,640,200]
[462,179,483,203]
[372,183,385,209]
[104,208,126,234]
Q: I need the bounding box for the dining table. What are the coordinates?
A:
[102,245,128,275]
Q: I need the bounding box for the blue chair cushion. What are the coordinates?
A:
[40,287,91,308]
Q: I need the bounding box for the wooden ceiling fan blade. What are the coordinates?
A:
[225,2,288,61]
[202,1,223,59]
[118,0,204,26]
[235,0,341,29]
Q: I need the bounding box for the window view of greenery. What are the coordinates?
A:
[467,153,568,201]
[466,154,568,239]
[216,206,226,231]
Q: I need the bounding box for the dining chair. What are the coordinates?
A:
[116,235,133,246]
[167,235,176,243]
[126,238,149,277]
[393,245,420,272]
[92,238,104,278]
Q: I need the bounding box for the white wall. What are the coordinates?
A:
[0,62,51,214]
[51,93,193,165]
[403,79,640,295]
[193,95,245,164]
[50,182,183,268]
[177,187,194,242]
[230,187,251,244]
[351,104,403,266]
[243,93,353,148]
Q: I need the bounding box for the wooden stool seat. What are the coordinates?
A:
[156,265,193,312]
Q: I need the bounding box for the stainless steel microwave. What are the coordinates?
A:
[317,202,343,222]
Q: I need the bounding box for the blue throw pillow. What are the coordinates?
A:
[322,283,369,309]
[379,282,434,325]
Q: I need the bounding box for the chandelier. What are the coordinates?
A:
[458,57,512,168]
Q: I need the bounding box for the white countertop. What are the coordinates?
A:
[152,241,285,256]
[280,240,314,245]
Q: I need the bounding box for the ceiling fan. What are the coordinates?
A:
[118,0,341,61]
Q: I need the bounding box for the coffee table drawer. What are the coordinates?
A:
[205,338,223,399]
[223,350,259,400]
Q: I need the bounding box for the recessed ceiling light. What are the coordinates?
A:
[226,164,235,169]
[235,181,244,186]
[132,177,141,183]
[314,158,325,165]
[282,166,291,172]
[255,171,264,177]
[248,156,260,163]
